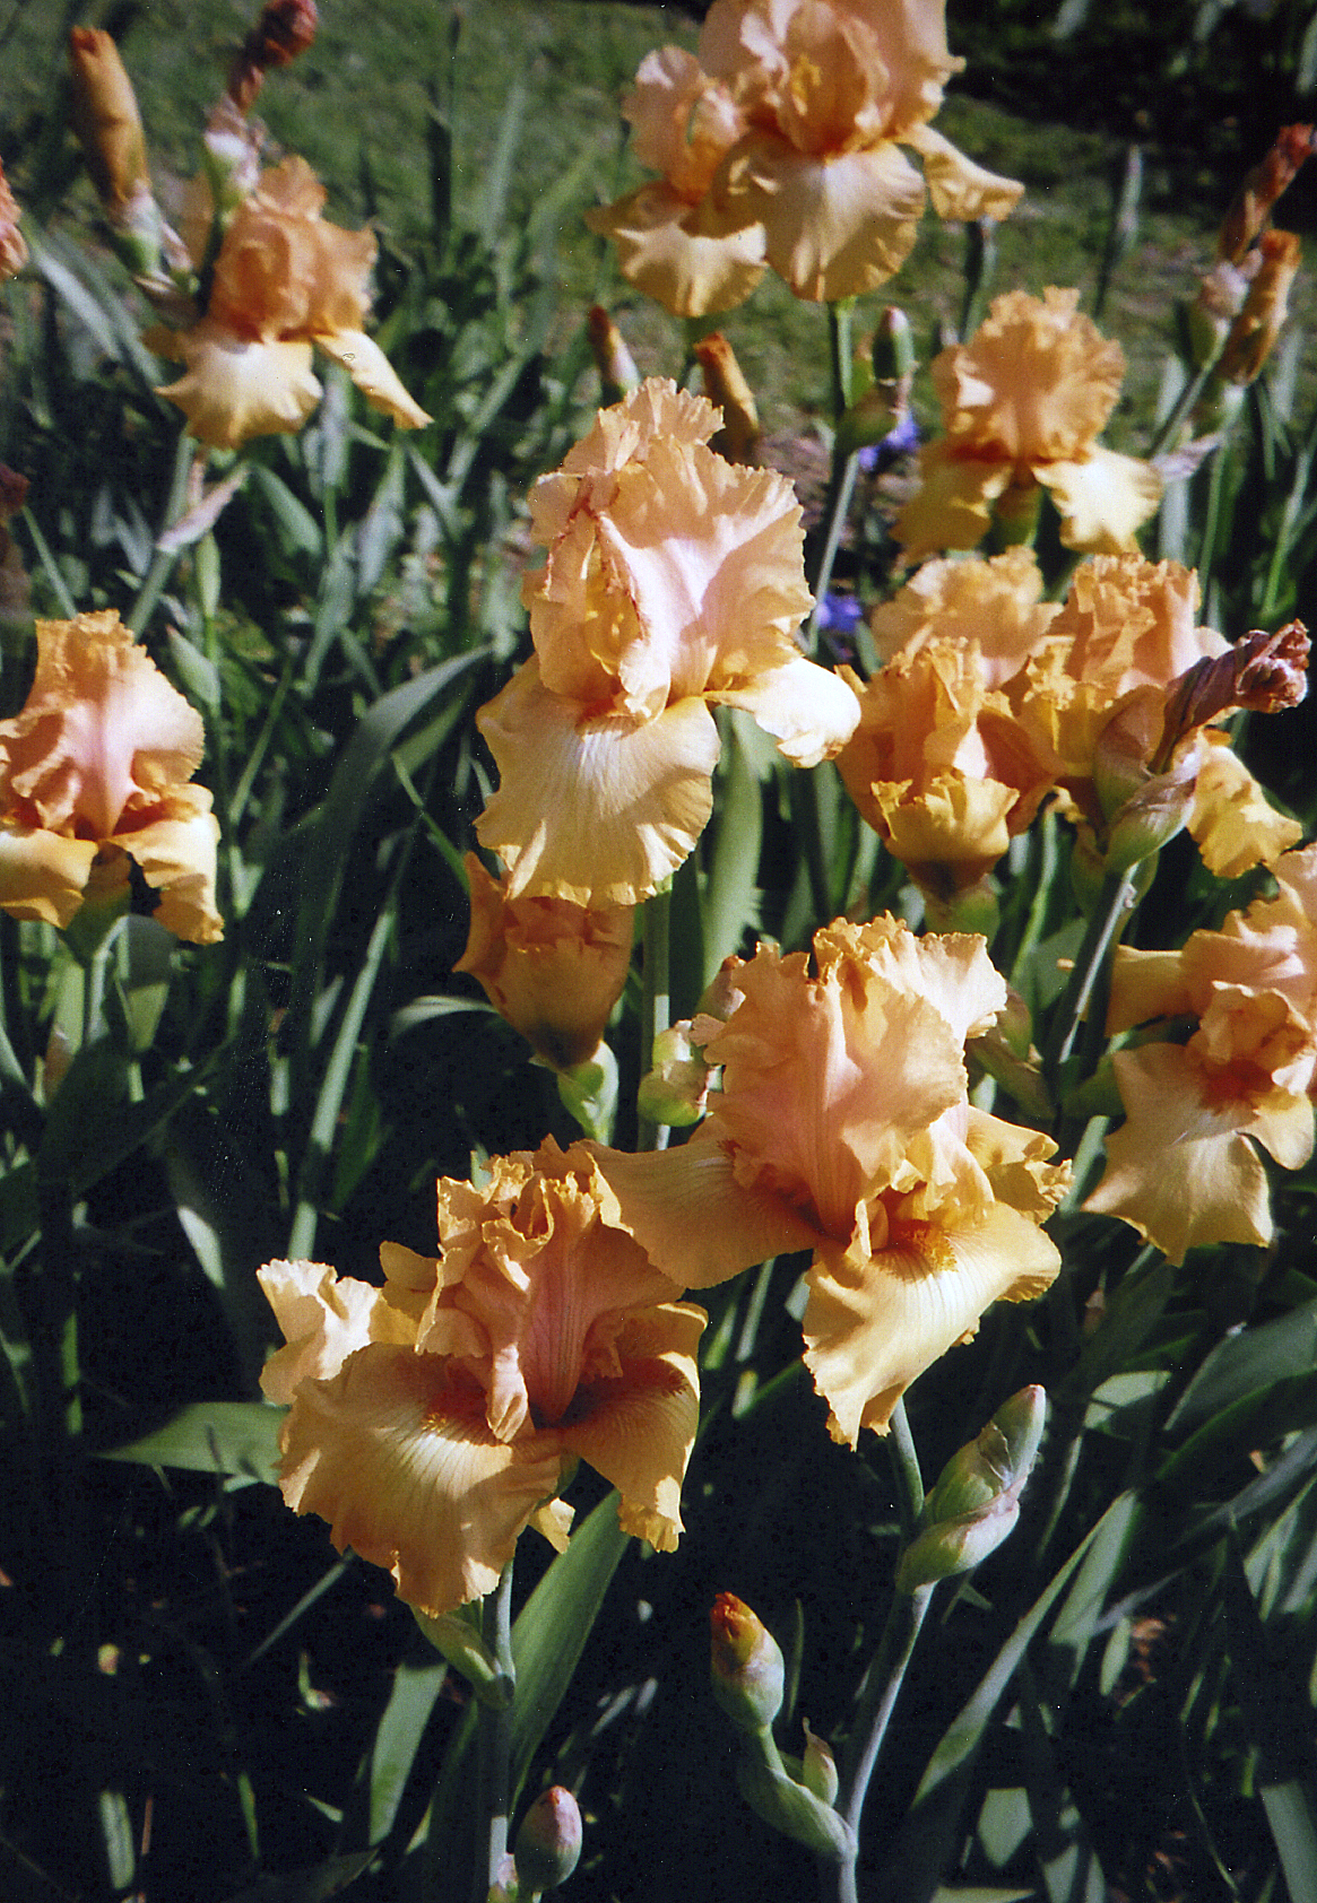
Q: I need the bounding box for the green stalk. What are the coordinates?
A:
[474,1561,516,1903]
[836,1398,928,1900]
[127,430,196,638]
[1043,868,1136,1080]
[635,883,672,1153]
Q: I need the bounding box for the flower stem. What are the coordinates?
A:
[838,1583,934,1903]
[475,1560,516,1903]
[1043,867,1137,1079]
[127,429,197,638]
[636,883,672,1152]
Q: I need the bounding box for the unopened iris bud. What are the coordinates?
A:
[871,305,915,385]
[710,1593,784,1732]
[228,0,319,113]
[896,1386,1046,1593]
[68,28,150,218]
[586,306,640,406]
[696,332,761,467]
[800,1719,839,1806]
[0,159,27,281]
[513,1786,583,1894]
[1218,123,1315,266]
[1219,229,1303,386]
[638,1021,712,1128]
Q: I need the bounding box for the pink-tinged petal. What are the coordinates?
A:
[0,824,96,927]
[903,122,1024,222]
[803,1199,1061,1446]
[475,657,719,905]
[1186,737,1302,879]
[1083,1042,1309,1262]
[624,47,745,200]
[1036,447,1162,555]
[277,1344,567,1615]
[315,329,431,430]
[719,133,926,301]
[703,933,970,1237]
[258,1259,427,1403]
[584,181,767,320]
[156,319,321,450]
[116,789,223,945]
[0,611,204,840]
[560,1303,705,1552]
[714,652,859,766]
[593,440,813,708]
[585,1132,823,1289]
[833,917,1008,1047]
[894,445,1008,559]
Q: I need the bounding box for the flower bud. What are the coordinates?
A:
[709,1593,784,1733]
[228,0,319,113]
[896,1386,1046,1593]
[800,1719,839,1806]
[0,159,27,282]
[68,29,151,223]
[637,1021,712,1128]
[586,306,640,406]
[513,1786,583,1893]
[456,853,634,1072]
[697,332,761,467]
[1219,228,1303,386]
[1218,124,1315,266]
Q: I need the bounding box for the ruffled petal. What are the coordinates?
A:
[585,1133,822,1290]
[1082,1042,1302,1262]
[475,658,720,905]
[584,181,766,319]
[315,329,431,430]
[561,1303,705,1553]
[277,1344,567,1615]
[803,1199,1061,1445]
[904,122,1024,222]
[893,445,1008,559]
[116,789,223,945]
[156,319,321,449]
[713,652,860,766]
[718,133,926,301]
[257,1258,427,1403]
[1036,447,1162,555]
[1187,736,1302,879]
[0,824,96,927]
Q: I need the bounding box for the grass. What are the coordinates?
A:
[6,0,1315,456]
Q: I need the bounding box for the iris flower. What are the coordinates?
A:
[0,611,222,941]
[475,380,858,906]
[1085,844,1317,1262]
[896,288,1162,559]
[456,853,634,1070]
[154,156,430,450]
[259,1140,705,1615]
[588,0,1022,313]
[590,917,1066,1443]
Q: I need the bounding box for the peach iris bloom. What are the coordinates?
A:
[896,289,1162,559]
[1085,845,1317,1262]
[259,1140,705,1615]
[0,611,222,941]
[155,156,430,450]
[475,380,859,905]
[837,549,1062,898]
[456,853,634,1070]
[1018,555,1301,878]
[590,917,1066,1444]
[589,0,1021,313]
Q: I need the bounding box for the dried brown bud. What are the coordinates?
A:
[228,0,318,112]
[0,159,27,281]
[696,331,762,466]
[1219,124,1316,265]
[68,28,151,220]
[1155,621,1309,771]
[1218,228,1303,385]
